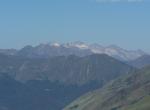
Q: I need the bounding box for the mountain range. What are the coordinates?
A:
[0,42,147,61]
[0,42,149,110]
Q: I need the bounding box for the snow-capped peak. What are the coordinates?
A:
[73,44,88,49]
[50,42,60,47]
[63,42,89,49]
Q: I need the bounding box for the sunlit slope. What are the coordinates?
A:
[64,66,150,110]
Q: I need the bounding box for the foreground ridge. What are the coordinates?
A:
[64,66,150,110]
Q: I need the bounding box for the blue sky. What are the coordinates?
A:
[0,0,150,52]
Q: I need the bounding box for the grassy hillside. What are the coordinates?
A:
[64,66,150,110]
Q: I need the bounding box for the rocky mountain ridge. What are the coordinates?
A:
[0,42,147,61]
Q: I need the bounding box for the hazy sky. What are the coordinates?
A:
[0,0,150,52]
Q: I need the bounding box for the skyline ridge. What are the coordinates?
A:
[0,41,147,53]
[0,41,147,61]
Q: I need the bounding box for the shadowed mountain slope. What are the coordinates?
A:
[0,54,134,85]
